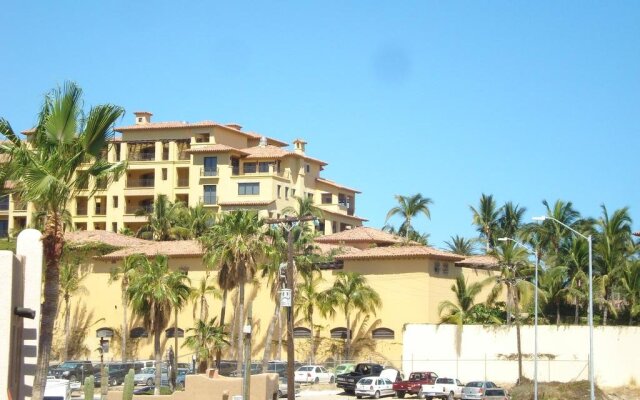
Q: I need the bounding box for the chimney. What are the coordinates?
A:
[293,138,307,155]
[226,123,242,131]
[134,111,153,125]
[259,136,268,147]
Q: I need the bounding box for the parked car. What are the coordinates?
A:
[481,388,510,400]
[278,376,301,398]
[294,365,335,384]
[393,371,438,398]
[228,362,263,377]
[161,368,190,386]
[49,361,95,382]
[354,369,400,399]
[44,378,71,400]
[93,362,139,387]
[266,361,288,377]
[336,362,385,393]
[422,377,464,400]
[461,381,498,400]
[133,367,168,386]
[217,360,238,376]
[334,363,356,376]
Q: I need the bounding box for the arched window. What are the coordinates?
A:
[165,327,184,338]
[130,327,148,339]
[330,327,351,339]
[372,327,395,340]
[293,327,311,338]
[96,327,114,338]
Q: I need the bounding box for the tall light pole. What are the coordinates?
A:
[498,237,539,400]
[533,215,594,400]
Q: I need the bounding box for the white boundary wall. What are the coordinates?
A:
[402,324,640,387]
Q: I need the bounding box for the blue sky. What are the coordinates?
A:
[2,1,639,248]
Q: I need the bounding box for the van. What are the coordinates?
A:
[44,378,70,400]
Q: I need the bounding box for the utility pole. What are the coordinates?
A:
[242,303,252,399]
[265,215,316,400]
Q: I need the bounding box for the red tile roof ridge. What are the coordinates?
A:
[316,178,361,193]
[335,244,464,261]
[97,239,204,260]
[65,230,150,248]
[315,226,401,243]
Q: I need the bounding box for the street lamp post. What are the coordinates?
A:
[533,215,594,400]
[498,237,539,400]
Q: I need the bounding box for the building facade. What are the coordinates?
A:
[1,112,365,236]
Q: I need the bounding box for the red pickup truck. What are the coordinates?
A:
[392,371,438,398]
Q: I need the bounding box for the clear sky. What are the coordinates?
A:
[2,1,639,249]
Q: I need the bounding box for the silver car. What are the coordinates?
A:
[461,381,498,399]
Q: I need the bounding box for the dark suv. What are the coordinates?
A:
[94,363,139,386]
[49,361,95,382]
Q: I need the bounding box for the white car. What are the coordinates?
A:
[422,377,464,400]
[294,365,335,384]
[354,369,400,399]
[133,367,168,386]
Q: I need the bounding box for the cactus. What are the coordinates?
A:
[101,365,109,399]
[83,375,95,400]
[122,369,135,400]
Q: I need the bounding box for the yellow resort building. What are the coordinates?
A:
[5,112,497,367]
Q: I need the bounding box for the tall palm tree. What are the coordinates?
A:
[556,238,589,324]
[438,275,494,355]
[620,260,640,325]
[127,255,191,395]
[385,194,433,238]
[190,274,221,322]
[322,272,382,360]
[488,241,533,382]
[294,270,328,363]
[199,210,267,374]
[498,202,526,239]
[183,317,229,373]
[187,203,215,238]
[59,262,87,361]
[470,194,502,253]
[595,205,633,325]
[282,195,324,227]
[0,82,126,400]
[538,265,573,326]
[444,235,477,256]
[109,253,145,362]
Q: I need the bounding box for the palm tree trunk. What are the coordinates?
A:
[603,290,610,326]
[345,311,351,361]
[32,215,64,400]
[574,298,579,324]
[200,293,206,322]
[236,283,245,376]
[215,289,228,370]
[309,311,315,364]
[173,307,178,389]
[230,292,240,360]
[122,286,128,362]
[63,294,70,360]
[261,301,279,370]
[154,315,161,396]
[556,302,561,326]
[514,297,523,382]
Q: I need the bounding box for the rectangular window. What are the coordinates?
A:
[231,157,240,175]
[112,222,118,232]
[112,196,119,208]
[203,185,217,205]
[291,189,296,198]
[434,261,441,274]
[258,162,271,173]
[162,168,168,180]
[195,133,210,143]
[277,185,281,198]
[238,182,260,195]
[285,187,289,199]
[442,262,449,275]
[204,157,218,176]
[243,162,257,174]
[115,143,121,161]
[162,143,170,160]
[306,164,310,173]
[321,193,332,204]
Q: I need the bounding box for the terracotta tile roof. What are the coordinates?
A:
[241,145,328,166]
[315,209,369,223]
[114,120,288,147]
[97,240,204,260]
[314,242,361,256]
[336,245,465,261]
[316,178,361,194]
[455,254,499,268]
[186,144,249,155]
[315,226,401,244]
[65,231,150,248]
[218,200,275,207]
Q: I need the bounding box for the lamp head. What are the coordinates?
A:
[532,216,547,221]
[497,237,510,242]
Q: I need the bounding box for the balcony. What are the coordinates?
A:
[95,207,106,216]
[125,204,153,215]
[76,206,88,216]
[200,167,219,177]
[199,196,218,206]
[127,178,155,188]
[129,152,156,161]
[176,177,190,187]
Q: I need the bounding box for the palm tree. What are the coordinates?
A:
[498,202,526,239]
[595,205,633,325]
[470,194,502,252]
[199,210,267,374]
[183,317,229,373]
[444,235,476,256]
[187,203,215,238]
[322,272,382,360]
[488,241,534,382]
[556,238,589,324]
[538,265,572,325]
[294,270,328,363]
[0,82,126,400]
[438,275,494,355]
[59,262,87,361]
[109,254,144,362]
[127,255,191,395]
[385,194,433,238]
[282,196,324,226]
[620,260,640,325]
[190,274,221,322]
[136,194,188,240]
